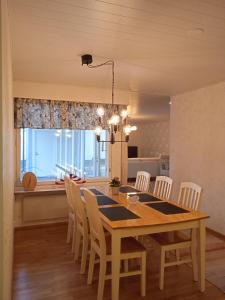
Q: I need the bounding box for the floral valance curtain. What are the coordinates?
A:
[14,98,126,130]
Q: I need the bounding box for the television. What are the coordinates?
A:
[128,146,138,158]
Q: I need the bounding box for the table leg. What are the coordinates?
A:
[191,228,198,281]
[198,220,206,292]
[111,230,121,300]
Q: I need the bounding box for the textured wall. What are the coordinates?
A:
[170,81,225,235]
[0,0,14,299]
[128,121,170,157]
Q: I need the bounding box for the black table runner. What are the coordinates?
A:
[146,202,189,215]
[100,206,140,221]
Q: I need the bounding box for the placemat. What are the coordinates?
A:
[135,193,162,202]
[96,195,118,206]
[146,202,189,215]
[88,188,104,195]
[100,206,140,221]
[119,186,140,193]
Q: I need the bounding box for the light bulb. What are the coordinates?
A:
[97,106,105,117]
[95,126,102,135]
[131,125,137,131]
[123,125,132,135]
[120,109,128,118]
[110,114,120,125]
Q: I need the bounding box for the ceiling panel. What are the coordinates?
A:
[10,0,225,96]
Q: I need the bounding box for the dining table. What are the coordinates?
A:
[82,184,209,300]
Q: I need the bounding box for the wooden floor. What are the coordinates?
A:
[13,223,225,300]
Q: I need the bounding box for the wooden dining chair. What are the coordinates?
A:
[64,176,76,248]
[70,181,89,274]
[135,171,151,192]
[153,176,173,200]
[178,182,202,210]
[83,189,147,300]
[152,181,202,290]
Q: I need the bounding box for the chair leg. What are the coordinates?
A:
[124,259,129,273]
[74,229,81,261]
[159,247,166,290]
[87,247,96,285]
[72,223,76,253]
[67,216,72,243]
[80,234,89,274]
[140,253,146,297]
[97,258,107,300]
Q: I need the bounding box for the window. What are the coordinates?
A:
[20,128,109,181]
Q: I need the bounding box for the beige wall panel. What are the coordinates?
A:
[128,121,169,157]
[23,195,68,222]
[170,81,225,235]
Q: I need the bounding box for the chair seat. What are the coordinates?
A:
[152,232,190,246]
[105,236,146,255]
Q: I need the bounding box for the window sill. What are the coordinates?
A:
[14,178,110,196]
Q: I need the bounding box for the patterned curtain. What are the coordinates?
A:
[14,98,126,130]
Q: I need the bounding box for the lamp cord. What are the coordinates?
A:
[88,60,115,107]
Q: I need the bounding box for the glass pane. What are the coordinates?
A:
[20,128,109,181]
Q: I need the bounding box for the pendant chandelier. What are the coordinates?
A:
[81,54,137,144]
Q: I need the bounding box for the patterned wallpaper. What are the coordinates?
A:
[128,121,170,157]
[170,81,225,235]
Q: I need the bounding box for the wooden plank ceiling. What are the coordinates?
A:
[9,0,225,96]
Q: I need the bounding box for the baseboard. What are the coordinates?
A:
[207,227,225,240]
[14,220,68,231]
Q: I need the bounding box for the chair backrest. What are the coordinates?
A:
[83,189,106,256]
[153,176,173,200]
[178,182,202,210]
[64,175,73,210]
[135,171,151,192]
[70,181,89,233]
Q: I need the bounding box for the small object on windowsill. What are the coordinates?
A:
[55,180,65,185]
[76,180,86,184]
[73,177,81,181]
[22,172,37,191]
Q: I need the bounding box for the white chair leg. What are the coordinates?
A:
[72,224,76,253]
[74,229,81,261]
[66,216,72,243]
[140,253,146,297]
[87,247,96,285]
[159,247,165,290]
[80,235,89,274]
[97,258,106,300]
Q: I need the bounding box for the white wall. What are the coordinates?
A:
[0,0,14,299]
[128,121,169,157]
[170,81,225,235]
[13,80,129,105]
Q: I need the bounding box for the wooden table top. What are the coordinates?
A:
[86,185,209,230]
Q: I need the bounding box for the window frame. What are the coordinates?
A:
[15,129,112,186]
